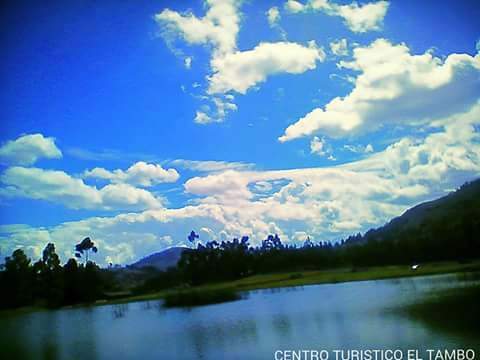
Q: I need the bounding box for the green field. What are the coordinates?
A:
[101,260,480,307]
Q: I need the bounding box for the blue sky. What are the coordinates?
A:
[0,0,479,265]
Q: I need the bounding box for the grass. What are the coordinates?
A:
[103,260,480,307]
[163,288,241,308]
[227,261,480,291]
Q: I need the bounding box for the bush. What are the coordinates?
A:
[163,288,241,308]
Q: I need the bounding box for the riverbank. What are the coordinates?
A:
[2,260,479,314]
[104,260,480,307]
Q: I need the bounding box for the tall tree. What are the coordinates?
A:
[75,237,98,264]
[63,258,80,305]
[40,243,64,307]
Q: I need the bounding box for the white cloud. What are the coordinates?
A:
[285,0,305,13]
[156,2,327,123]
[333,1,389,33]
[344,143,374,154]
[280,39,480,141]
[266,6,287,39]
[84,161,179,187]
[2,108,479,265]
[194,110,215,124]
[310,136,335,159]
[208,41,325,94]
[1,166,163,211]
[330,38,348,56]
[285,0,389,33]
[155,0,241,57]
[292,231,311,243]
[156,0,244,124]
[267,6,281,26]
[0,134,62,166]
[184,56,192,69]
[213,96,238,117]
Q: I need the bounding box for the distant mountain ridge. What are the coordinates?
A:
[130,246,187,271]
[130,179,480,271]
[343,178,480,261]
[380,178,480,236]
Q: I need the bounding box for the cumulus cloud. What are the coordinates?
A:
[330,38,348,56]
[155,0,244,123]
[0,134,62,166]
[1,166,163,211]
[332,0,389,32]
[155,0,241,57]
[2,107,479,265]
[285,0,389,33]
[184,104,479,237]
[208,41,325,94]
[279,39,480,141]
[84,161,179,187]
[156,1,326,123]
[348,104,480,186]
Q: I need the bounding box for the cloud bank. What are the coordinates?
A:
[280,39,480,142]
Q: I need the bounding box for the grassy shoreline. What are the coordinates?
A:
[102,260,480,306]
[2,260,480,314]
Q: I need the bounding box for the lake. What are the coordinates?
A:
[1,273,479,360]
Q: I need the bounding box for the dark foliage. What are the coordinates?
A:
[163,288,240,308]
[2,179,479,306]
[173,179,480,286]
[75,237,98,263]
[0,241,106,309]
[132,267,182,294]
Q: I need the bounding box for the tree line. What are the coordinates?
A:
[2,180,479,306]
[0,238,105,309]
[137,178,480,291]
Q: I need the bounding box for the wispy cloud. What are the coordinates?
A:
[65,147,160,163]
[169,159,255,173]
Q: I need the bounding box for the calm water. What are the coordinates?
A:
[1,273,479,360]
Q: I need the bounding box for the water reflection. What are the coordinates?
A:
[272,314,292,339]
[186,318,259,359]
[112,304,129,319]
[1,272,478,360]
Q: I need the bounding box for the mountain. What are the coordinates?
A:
[378,178,480,237]
[344,178,480,263]
[130,247,188,271]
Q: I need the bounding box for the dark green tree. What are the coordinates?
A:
[2,249,33,308]
[75,237,98,264]
[63,258,81,305]
[40,243,64,307]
